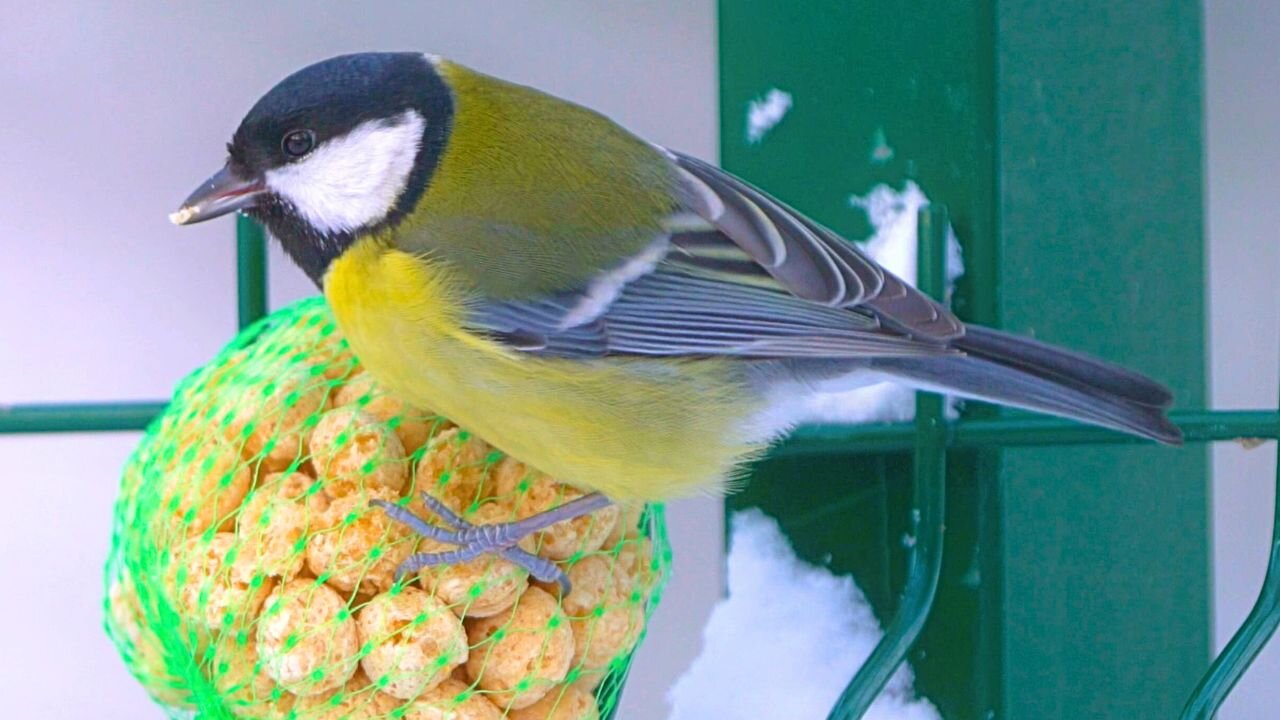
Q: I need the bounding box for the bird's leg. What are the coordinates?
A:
[498,546,572,592]
[370,499,460,543]
[372,491,613,593]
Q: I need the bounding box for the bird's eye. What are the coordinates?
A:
[281,130,315,158]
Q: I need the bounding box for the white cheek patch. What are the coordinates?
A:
[264,110,426,235]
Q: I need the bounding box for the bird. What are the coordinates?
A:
[172,52,1181,589]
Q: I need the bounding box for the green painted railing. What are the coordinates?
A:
[2,214,1275,719]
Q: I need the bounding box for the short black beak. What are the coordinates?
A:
[170,165,266,226]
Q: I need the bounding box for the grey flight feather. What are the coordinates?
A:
[469,267,955,359]
[667,150,963,341]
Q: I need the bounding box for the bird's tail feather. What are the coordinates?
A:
[872,326,1183,445]
[953,326,1174,409]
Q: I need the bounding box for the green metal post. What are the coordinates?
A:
[236,215,268,329]
[828,206,950,719]
[995,5,1207,716]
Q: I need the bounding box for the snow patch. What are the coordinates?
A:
[668,510,943,720]
[850,180,964,306]
[746,89,793,144]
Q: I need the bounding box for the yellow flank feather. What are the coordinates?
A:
[325,238,765,501]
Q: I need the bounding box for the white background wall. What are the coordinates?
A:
[2,1,1277,718]
[1206,2,1280,718]
[0,3,719,719]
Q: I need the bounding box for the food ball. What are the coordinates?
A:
[237,472,328,579]
[107,572,194,709]
[465,586,574,710]
[355,587,469,700]
[498,473,619,561]
[315,343,361,382]
[560,557,644,688]
[418,503,528,618]
[158,438,253,537]
[226,365,329,473]
[209,637,295,720]
[614,537,660,599]
[529,540,658,607]
[287,312,362,382]
[174,532,276,632]
[402,679,502,720]
[290,671,399,720]
[305,487,418,596]
[602,502,646,551]
[509,685,601,720]
[333,371,440,456]
[308,406,409,499]
[256,578,360,696]
[174,347,249,409]
[414,429,499,513]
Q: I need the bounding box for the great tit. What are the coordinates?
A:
[173,52,1180,589]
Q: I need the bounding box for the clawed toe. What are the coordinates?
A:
[372,490,610,593]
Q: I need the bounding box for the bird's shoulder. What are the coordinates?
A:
[390,60,682,299]
[461,146,965,359]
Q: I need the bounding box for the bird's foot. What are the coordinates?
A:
[371,491,613,594]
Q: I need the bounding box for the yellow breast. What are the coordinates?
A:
[323,239,764,500]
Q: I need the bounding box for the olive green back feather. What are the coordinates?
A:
[394,60,680,299]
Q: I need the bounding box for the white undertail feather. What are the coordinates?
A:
[264,110,425,235]
[742,367,895,442]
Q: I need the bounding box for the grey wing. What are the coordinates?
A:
[467,148,964,359]
[469,266,954,359]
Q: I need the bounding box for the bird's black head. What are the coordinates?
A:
[172,52,453,285]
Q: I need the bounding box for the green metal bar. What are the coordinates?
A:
[3,403,1275,443]
[775,410,1280,457]
[0,402,167,434]
[828,206,950,719]
[236,214,268,330]
[1180,415,1280,717]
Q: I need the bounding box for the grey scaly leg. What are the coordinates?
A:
[500,546,572,594]
[371,491,613,593]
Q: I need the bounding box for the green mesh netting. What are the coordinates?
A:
[104,297,672,720]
